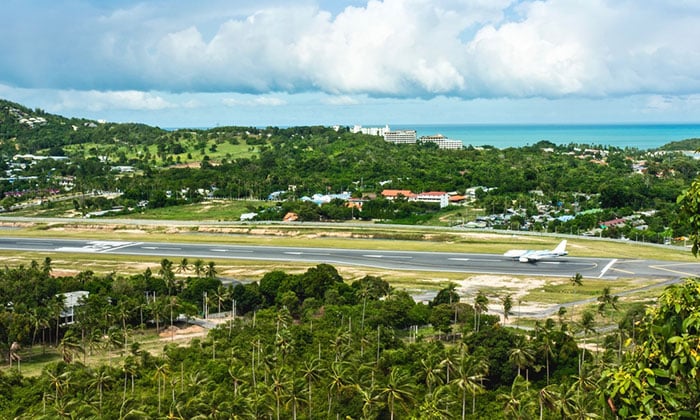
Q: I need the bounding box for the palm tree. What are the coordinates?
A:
[193,259,205,278]
[176,258,190,274]
[154,362,170,416]
[419,356,444,393]
[578,310,596,367]
[57,329,84,364]
[508,336,536,381]
[502,293,514,324]
[570,272,583,288]
[326,361,350,416]
[270,368,290,420]
[534,320,556,385]
[300,358,324,419]
[452,353,488,419]
[474,290,489,332]
[597,286,619,325]
[205,261,217,279]
[88,366,113,416]
[213,285,230,315]
[379,367,416,420]
[498,375,536,420]
[159,258,176,295]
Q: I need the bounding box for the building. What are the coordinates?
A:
[384,130,417,145]
[351,125,390,136]
[414,191,450,208]
[418,134,463,150]
[59,291,89,325]
[381,189,416,200]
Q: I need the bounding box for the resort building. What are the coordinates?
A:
[351,125,390,136]
[419,134,463,150]
[384,129,417,145]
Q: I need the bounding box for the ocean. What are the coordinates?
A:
[390,123,700,150]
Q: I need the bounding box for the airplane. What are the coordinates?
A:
[504,240,568,263]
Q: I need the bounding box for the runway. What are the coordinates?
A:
[0,237,698,279]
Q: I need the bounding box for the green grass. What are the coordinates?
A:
[65,138,259,166]
[117,200,271,221]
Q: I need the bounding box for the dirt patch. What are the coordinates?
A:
[158,325,205,339]
[451,275,552,314]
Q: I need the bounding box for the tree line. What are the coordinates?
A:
[1,259,698,418]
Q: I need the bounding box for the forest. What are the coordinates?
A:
[2,98,699,242]
[0,259,698,419]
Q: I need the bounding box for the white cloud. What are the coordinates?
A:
[2,0,700,102]
[222,95,287,107]
[55,91,175,112]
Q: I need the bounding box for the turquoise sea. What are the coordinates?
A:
[390,124,700,150]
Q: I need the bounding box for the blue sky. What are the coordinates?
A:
[1,0,699,127]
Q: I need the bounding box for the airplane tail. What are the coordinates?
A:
[553,240,567,254]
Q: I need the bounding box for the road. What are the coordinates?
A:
[0,236,698,279]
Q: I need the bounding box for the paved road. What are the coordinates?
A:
[1,236,698,279]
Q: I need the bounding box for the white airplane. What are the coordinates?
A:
[504,240,568,263]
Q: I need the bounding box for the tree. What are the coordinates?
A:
[452,352,488,419]
[159,259,176,295]
[379,367,416,420]
[501,293,514,324]
[600,279,700,418]
[474,291,489,332]
[205,261,217,279]
[192,259,205,278]
[509,336,536,381]
[677,178,700,255]
[597,286,619,325]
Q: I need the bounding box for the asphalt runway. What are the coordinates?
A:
[2,236,699,279]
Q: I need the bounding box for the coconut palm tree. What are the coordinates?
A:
[502,293,514,324]
[474,291,489,333]
[88,366,113,416]
[300,357,324,419]
[205,261,217,279]
[193,259,205,278]
[452,353,488,419]
[58,329,84,364]
[176,258,190,274]
[379,367,416,420]
[509,336,536,381]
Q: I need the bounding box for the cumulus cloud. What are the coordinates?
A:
[222,95,287,107]
[54,91,175,112]
[1,0,700,100]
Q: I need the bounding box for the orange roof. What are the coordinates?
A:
[381,189,415,198]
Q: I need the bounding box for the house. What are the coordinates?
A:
[58,291,89,325]
[381,189,416,200]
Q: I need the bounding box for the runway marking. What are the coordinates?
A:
[210,248,254,253]
[610,268,635,274]
[362,254,414,259]
[599,259,617,278]
[141,246,182,251]
[106,241,141,253]
[448,258,470,261]
[19,241,53,246]
[59,241,140,253]
[649,264,700,277]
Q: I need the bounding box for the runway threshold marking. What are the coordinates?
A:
[599,259,618,278]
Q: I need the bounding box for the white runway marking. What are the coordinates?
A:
[599,259,618,278]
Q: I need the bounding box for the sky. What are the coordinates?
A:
[1,0,700,128]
